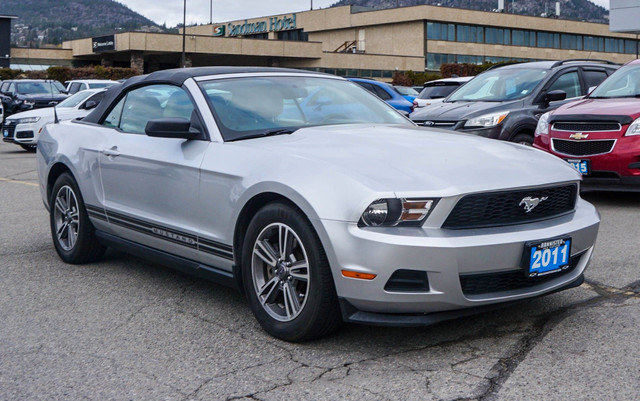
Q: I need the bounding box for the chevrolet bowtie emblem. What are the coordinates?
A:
[569,132,589,140]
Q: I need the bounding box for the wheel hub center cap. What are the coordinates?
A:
[276,261,289,281]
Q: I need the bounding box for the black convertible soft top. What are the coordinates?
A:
[81,66,324,124]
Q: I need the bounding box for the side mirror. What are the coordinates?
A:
[61,90,69,95]
[145,118,199,139]
[84,100,98,110]
[545,90,567,103]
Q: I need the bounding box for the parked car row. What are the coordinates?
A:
[2,88,108,151]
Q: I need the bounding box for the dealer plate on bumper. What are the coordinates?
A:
[523,237,571,278]
[566,159,590,175]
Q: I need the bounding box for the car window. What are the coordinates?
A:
[0,82,9,93]
[373,85,392,100]
[583,70,608,90]
[16,82,61,95]
[57,90,96,108]
[119,85,195,135]
[449,69,548,102]
[590,64,640,98]
[355,82,376,94]
[418,84,459,99]
[88,83,115,89]
[548,71,581,98]
[103,97,126,129]
[84,92,105,108]
[8,83,15,94]
[199,76,411,141]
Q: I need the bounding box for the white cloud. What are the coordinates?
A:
[116,0,336,27]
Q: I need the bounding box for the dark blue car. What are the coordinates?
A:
[347,78,413,114]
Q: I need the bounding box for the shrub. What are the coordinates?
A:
[391,70,443,86]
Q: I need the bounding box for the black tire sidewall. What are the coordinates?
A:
[241,202,336,341]
[49,173,98,264]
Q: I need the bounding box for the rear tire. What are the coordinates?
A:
[242,202,342,342]
[50,172,106,264]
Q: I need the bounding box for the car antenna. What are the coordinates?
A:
[48,80,59,123]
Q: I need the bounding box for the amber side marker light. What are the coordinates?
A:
[341,270,377,280]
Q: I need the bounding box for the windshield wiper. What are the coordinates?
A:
[231,128,297,141]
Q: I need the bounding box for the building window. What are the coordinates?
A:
[625,40,638,55]
[584,36,604,52]
[456,24,483,43]
[244,33,269,39]
[427,22,455,41]
[512,30,536,47]
[277,29,308,41]
[537,32,560,49]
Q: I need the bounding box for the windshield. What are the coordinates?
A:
[56,90,95,108]
[448,69,547,102]
[88,82,116,89]
[589,65,640,99]
[394,86,419,96]
[198,76,412,141]
[16,82,63,95]
[418,84,460,99]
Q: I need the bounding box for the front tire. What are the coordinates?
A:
[242,202,342,341]
[20,144,37,152]
[512,133,533,146]
[50,172,106,264]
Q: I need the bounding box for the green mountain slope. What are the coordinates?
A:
[331,0,608,23]
[0,0,170,47]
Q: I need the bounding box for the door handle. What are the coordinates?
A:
[102,146,120,157]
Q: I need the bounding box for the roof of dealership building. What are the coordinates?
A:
[9,5,640,79]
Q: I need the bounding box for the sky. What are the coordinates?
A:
[116,0,610,28]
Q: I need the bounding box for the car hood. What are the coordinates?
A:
[5,107,82,122]
[234,124,579,195]
[553,97,640,119]
[410,100,521,121]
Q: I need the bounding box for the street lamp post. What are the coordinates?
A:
[181,0,186,68]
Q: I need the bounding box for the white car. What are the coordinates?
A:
[2,88,108,151]
[413,76,473,109]
[64,79,118,95]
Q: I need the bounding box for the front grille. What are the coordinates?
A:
[552,139,615,156]
[552,122,621,132]
[443,184,577,229]
[415,120,457,129]
[460,252,583,296]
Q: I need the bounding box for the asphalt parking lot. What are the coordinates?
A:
[1,141,639,401]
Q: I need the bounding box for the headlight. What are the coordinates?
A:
[22,100,35,106]
[359,198,437,227]
[535,112,551,136]
[17,117,40,124]
[626,117,640,136]
[464,111,509,128]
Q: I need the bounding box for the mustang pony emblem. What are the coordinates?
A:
[519,196,548,213]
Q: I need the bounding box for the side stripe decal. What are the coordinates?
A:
[85,204,234,260]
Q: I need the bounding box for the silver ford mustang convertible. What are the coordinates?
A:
[37,67,600,341]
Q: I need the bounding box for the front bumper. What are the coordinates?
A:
[2,121,37,145]
[321,197,599,319]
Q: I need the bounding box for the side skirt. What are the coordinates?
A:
[95,230,239,290]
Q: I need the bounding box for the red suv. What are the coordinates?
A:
[534,59,640,191]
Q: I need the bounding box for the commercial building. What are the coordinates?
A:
[10,5,640,79]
